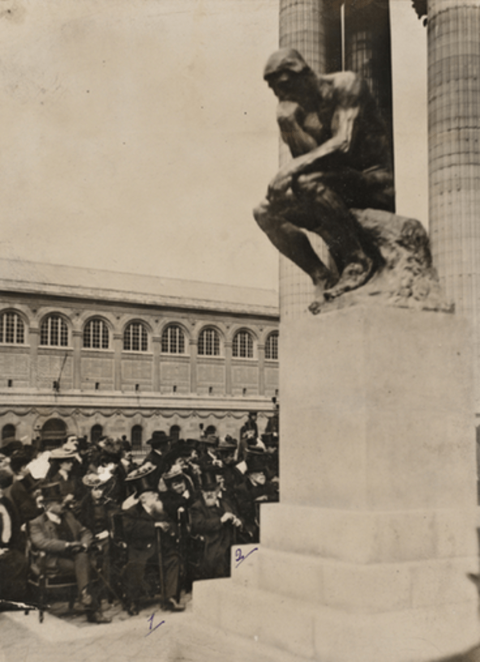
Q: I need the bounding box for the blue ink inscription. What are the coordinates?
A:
[235,546,259,568]
[146,613,166,637]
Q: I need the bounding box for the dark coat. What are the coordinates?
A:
[5,479,43,524]
[29,510,93,570]
[190,495,240,579]
[0,495,25,552]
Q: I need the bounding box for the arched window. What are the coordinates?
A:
[91,424,103,444]
[232,330,253,358]
[2,424,16,441]
[169,425,181,442]
[83,319,109,349]
[131,425,143,450]
[40,315,69,347]
[0,312,25,344]
[41,418,67,444]
[265,331,279,360]
[161,324,185,354]
[198,328,220,356]
[124,322,148,352]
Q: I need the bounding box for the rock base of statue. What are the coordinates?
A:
[186,307,479,662]
[317,209,453,314]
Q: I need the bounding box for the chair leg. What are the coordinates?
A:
[38,576,46,623]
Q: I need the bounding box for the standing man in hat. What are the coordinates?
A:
[143,431,172,486]
[6,451,43,525]
[29,482,110,623]
[122,465,184,614]
[190,469,243,579]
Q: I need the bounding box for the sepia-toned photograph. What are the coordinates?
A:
[1,1,479,661]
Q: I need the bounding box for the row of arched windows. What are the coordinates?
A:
[2,422,216,450]
[0,312,279,360]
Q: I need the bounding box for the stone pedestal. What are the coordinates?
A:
[190,307,479,662]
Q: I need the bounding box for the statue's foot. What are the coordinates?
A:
[324,257,375,301]
[308,273,338,315]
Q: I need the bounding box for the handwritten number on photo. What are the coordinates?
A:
[235,546,258,568]
[146,613,165,637]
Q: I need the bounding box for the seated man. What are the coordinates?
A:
[234,451,279,543]
[0,468,28,602]
[29,482,110,623]
[190,469,243,580]
[122,465,184,614]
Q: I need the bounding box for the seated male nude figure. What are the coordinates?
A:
[253,48,394,313]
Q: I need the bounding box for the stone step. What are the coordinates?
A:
[192,577,480,662]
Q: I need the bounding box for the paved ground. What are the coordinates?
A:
[0,596,193,662]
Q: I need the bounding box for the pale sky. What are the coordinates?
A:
[0,0,427,293]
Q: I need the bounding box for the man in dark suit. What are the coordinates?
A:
[143,431,172,486]
[122,465,184,614]
[29,482,110,623]
[0,468,28,601]
[190,469,243,579]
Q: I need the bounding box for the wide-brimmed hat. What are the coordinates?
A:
[0,440,24,457]
[49,448,79,462]
[199,470,219,492]
[125,462,157,495]
[246,451,267,474]
[198,435,218,447]
[146,431,171,447]
[163,464,186,484]
[40,482,63,503]
[216,437,237,453]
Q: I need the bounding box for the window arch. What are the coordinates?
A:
[232,329,254,358]
[169,425,181,442]
[91,424,103,444]
[265,331,279,360]
[0,311,25,344]
[40,315,69,347]
[83,318,109,349]
[131,425,143,450]
[124,321,148,352]
[198,327,220,356]
[161,324,185,354]
[2,424,16,441]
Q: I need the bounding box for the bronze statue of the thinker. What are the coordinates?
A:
[254,48,395,313]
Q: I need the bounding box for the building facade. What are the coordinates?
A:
[0,259,279,449]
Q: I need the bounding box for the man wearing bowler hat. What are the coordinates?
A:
[190,469,243,579]
[122,464,184,614]
[29,482,110,623]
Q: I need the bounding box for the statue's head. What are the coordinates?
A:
[263,49,314,101]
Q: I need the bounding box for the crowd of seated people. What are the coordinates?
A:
[0,410,279,621]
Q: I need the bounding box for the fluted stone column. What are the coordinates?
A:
[279,0,329,319]
[428,0,480,410]
[278,0,393,319]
